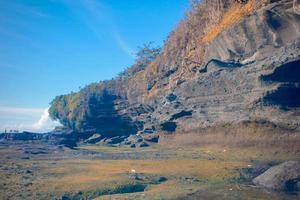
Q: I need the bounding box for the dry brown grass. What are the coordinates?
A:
[37,159,246,199]
[202,0,268,43]
[142,0,272,99]
[133,0,276,102]
[40,159,246,190]
[160,121,300,163]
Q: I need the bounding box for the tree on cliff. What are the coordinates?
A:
[118,42,161,78]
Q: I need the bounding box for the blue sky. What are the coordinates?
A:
[0,0,188,132]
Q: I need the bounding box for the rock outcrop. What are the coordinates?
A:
[49,0,300,140]
[253,161,300,191]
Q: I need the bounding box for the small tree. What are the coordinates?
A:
[189,0,202,8]
[135,42,161,68]
[118,42,161,78]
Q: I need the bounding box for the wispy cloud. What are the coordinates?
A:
[0,106,44,114]
[112,30,135,57]
[64,0,135,57]
[0,1,49,46]
[0,1,50,19]
[0,26,37,47]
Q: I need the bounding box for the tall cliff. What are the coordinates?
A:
[49,0,300,138]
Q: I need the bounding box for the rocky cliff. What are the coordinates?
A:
[49,0,300,140]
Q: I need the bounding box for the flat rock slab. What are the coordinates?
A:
[253,161,300,191]
[84,134,102,144]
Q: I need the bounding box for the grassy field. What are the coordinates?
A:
[0,140,299,200]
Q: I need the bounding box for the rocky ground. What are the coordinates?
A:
[0,139,299,200]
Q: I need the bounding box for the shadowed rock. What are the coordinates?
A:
[261,60,300,83]
[170,110,193,121]
[263,85,300,108]
[160,122,177,132]
[138,141,150,148]
[203,59,243,73]
[143,134,159,143]
[129,173,167,184]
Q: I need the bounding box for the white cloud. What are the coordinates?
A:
[0,107,61,133]
[32,108,61,132]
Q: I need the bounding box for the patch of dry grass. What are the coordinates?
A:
[202,0,268,43]
[40,159,246,190]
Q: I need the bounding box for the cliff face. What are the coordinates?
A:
[49,0,300,137]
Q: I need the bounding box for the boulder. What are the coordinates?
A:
[84,133,102,144]
[138,142,150,148]
[96,138,108,145]
[106,136,127,145]
[130,143,136,148]
[143,134,159,143]
[253,161,300,191]
[124,134,143,145]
